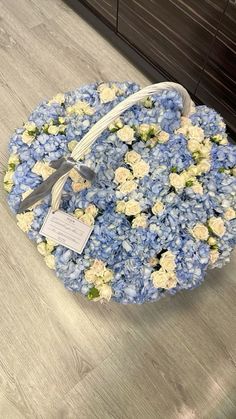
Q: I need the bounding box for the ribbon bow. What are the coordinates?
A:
[18,156,95,213]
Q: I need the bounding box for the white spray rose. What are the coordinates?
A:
[208,217,226,237]
[191,223,209,241]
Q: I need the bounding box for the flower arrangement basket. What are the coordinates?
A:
[4,81,236,303]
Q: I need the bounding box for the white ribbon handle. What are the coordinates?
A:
[51,82,192,210]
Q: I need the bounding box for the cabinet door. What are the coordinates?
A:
[195,1,236,132]
[118,0,227,93]
[82,0,117,28]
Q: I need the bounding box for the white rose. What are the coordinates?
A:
[8,153,20,167]
[22,131,35,144]
[48,93,65,104]
[139,124,150,134]
[132,160,149,178]
[188,126,205,142]
[191,223,209,241]
[74,208,84,218]
[160,251,176,272]
[85,204,98,217]
[44,254,56,270]
[209,249,219,265]
[67,140,78,152]
[4,170,14,184]
[67,101,94,115]
[108,118,123,131]
[151,268,177,289]
[176,126,188,136]
[192,181,203,195]
[37,241,54,256]
[48,125,60,135]
[16,212,34,233]
[200,140,212,158]
[84,269,96,283]
[119,180,137,194]
[187,139,201,153]
[220,137,228,145]
[125,200,141,216]
[114,167,133,184]
[196,159,211,174]
[117,125,135,144]
[3,169,14,192]
[98,284,112,301]
[91,259,105,275]
[99,85,116,103]
[102,268,114,283]
[208,236,217,246]
[158,131,169,143]
[132,213,147,228]
[169,173,186,189]
[124,150,141,165]
[152,200,165,215]
[116,201,126,213]
[72,180,91,192]
[180,117,192,127]
[208,217,226,237]
[224,207,235,221]
[32,161,55,180]
[79,213,95,226]
[24,122,36,132]
[69,168,82,183]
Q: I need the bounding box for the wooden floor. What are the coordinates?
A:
[0,1,235,418]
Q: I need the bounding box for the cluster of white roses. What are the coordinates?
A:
[168,118,216,194]
[191,213,235,264]
[84,259,114,301]
[98,83,124,104]
[136,123,169,146]
[73,203,98,226]
[16,211,35,234]
[66,100,95,116]
[37,238,56,270]
[114,149,150,227]
[3,153,20,193]
[150,251,177,289]
[114,122,170,148]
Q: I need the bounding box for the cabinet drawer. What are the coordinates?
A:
[196,1,236,132]
[118,0,227,92]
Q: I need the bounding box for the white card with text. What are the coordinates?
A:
[40,209,93,254]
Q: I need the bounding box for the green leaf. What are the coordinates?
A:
[8,163,16,171]
[211,244,218,250]
[87,287,100,300]
[170,167,177,173]
[185,180,194,187]
[210,136,219,143]
[218,168,225,173]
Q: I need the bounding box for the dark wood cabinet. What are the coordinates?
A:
[72,0,236,133]
[117,0,227,93]
[195,1,236,132]
[82,0,117,27]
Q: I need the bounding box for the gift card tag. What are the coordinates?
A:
[40,209,93,254]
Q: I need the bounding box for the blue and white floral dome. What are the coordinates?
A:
[4,81,236,304]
